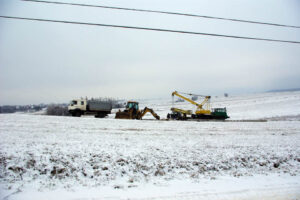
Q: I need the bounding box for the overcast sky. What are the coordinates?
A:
[0,0,300,105]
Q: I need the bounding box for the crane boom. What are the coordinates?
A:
[172,91,199,107]
[172,91,211,115]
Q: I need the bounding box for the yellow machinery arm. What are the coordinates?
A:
[172,91,200,107]
[138,107,160,120]
[171,107,192,115]
[199,96,211,109]
[172,91,211,115]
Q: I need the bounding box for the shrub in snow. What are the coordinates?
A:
[46,104,69,116]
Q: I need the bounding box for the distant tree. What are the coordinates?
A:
[46,104,69,116]
[92,97,125,109]
[0,106,16,113]
[191,96,198,101]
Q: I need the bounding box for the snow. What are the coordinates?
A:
[2,175,300,200]
[0,91,300,199]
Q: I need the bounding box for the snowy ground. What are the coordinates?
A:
[0,91,300,199]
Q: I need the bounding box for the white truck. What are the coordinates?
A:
[68,99,112,118]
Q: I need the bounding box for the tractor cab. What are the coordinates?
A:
[126,101,139,110]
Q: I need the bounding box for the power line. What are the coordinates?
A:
[21,0,300,29]
[0,15,300,44]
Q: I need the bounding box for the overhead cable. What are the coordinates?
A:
[21,0,300,29]
[0,15,300,44]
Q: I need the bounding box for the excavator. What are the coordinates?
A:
[167,91,229,120]
[115,101,160,120]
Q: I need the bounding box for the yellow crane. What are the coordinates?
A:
[168,91,229,120]
[172,91,211,115]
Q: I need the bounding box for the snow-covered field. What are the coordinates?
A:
[1,91,300,200]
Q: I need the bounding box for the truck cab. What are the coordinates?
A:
[68,99,87,116]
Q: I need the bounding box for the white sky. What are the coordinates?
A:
[0,0,300,105]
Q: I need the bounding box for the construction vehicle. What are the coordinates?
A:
[167,91,229,120]
[167,108,192,120]
[68,98,112,118]
[115,101,160,120]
